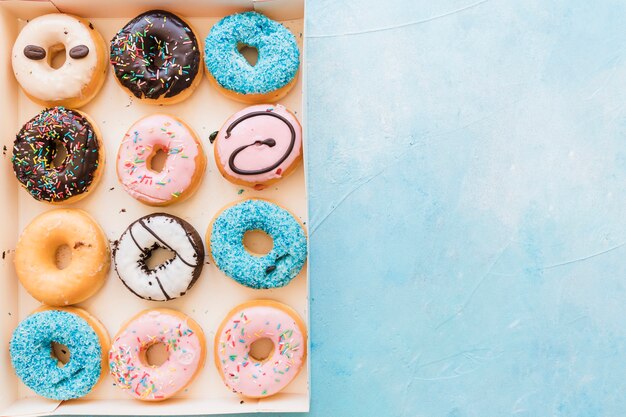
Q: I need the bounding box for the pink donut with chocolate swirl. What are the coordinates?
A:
[212,104,302,190]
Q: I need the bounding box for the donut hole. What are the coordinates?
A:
[48,44,67,69]
[237,43,258,67]
[140,341,169,367]
[50,139,68,169]
[249,338,274,362]
[243,230,273,256]
[146,146,168,173]
[50,341,70,368]
[145,246,176,270]
[144,36,167,71]
[54,244,72,270]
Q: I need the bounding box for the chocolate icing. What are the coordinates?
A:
[12,107,100,202]
[110,10,201,100]
[225,110,296,175]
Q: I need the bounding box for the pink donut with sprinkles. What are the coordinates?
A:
[109,309,206,401]
[116,114,206,206]
[212,104,302,190]
[214,300,307,398]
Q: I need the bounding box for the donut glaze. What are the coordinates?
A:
[116,114,205,205]
[114,213,204,301]
[215,300,307,398]
[15,209,110,306]
[109,309,206,401]
[110,10,201,101]
[12,107,103,203]
[209,199,307,289]
[10,309,107,400]
[12,14,107,107]
[204,12,299,99]
[214,104,302,189]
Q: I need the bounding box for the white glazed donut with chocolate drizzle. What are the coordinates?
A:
[113,213,204,301]
[12,14,107,108]
[212,104,302,190]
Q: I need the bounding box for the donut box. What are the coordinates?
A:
[0,0,309,415]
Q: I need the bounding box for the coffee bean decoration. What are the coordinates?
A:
[23,45,46,60]
[69,45,89,59]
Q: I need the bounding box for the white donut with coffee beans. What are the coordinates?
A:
[12,13,107,107]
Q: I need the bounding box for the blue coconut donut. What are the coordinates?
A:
[209,199,307,289]
[204,11,300,103]
[10,308,108,400]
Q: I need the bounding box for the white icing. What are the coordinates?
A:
[12,14,99,103]
[114,215,201,301]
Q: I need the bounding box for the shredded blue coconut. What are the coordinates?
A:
[210,199,307,289]
[204,12,300,95]
[10,310,102,400]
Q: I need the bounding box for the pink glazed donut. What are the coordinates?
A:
[212,104,302,190]
[109,309,206,401]
[117,114,206,206]
[214,300,307,398]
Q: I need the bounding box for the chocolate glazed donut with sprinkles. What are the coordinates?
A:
[12,106,104,203]
[110,10,203,104]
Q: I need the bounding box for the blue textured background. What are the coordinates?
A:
[303,0,626,416]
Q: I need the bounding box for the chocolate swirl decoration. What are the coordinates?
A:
[113,213,204,301]
[12,107,100,202]
[110,10,201,100]
[226,110,296,175]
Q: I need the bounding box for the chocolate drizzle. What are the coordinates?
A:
[12,107,100,202]
[116,213,204,301]
[225,110,296,175]
[110,10,201,100]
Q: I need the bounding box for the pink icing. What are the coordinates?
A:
[117,114,203,204]
[216,305,306,397]
[215,104,302,187]
[109,310,204,400]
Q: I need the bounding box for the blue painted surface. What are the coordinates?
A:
[303,0,626,416]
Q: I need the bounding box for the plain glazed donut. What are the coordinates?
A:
[214,300,307,398]
[110,10,203,104]
[12,106,105,204]
[109,309,206,401]
[213,104,303,190]
[10,307,110,400]
[114,213,204,301]
[116,114,206,206]
[208,199,307,289]
[14,209,110,306]
[204,12,300,103]
[12,14,107,108]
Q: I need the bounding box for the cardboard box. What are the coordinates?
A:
[0,0,309,415]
